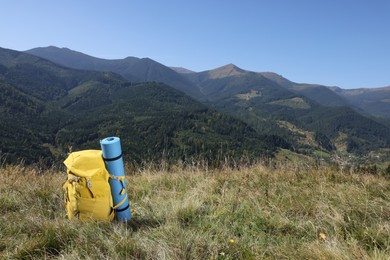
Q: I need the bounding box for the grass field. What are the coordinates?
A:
[1,161,390,259]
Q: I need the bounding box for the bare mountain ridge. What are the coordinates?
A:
[184,64,390,116]
[179,64,351,109]
[182,64,290,100]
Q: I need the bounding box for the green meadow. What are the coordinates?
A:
[1,162,390,259]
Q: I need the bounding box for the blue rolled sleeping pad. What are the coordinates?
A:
[100,137,132,222]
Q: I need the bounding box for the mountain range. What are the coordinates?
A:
[0,46,389,164]
[26,46,390,118]
[0,47,278,164]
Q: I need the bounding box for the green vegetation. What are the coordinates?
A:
[268,97,311,109]
[1,162,390,259]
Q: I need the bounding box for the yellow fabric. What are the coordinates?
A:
[108,174,126,196]
[113,196,127,210]
[63,150,114,221]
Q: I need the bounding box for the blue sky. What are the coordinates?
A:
[1,0,389,88]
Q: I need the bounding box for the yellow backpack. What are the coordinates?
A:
[63,150,114,221]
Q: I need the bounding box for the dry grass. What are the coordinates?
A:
[1,162,390,259]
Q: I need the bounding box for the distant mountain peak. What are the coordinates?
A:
[208,63,247,79]
[218,63,244,71]
[36,46,80,54]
